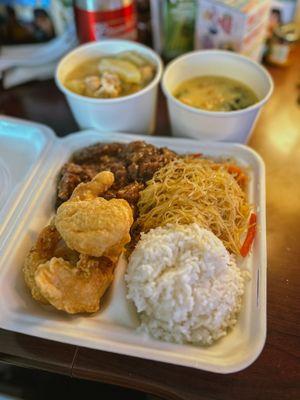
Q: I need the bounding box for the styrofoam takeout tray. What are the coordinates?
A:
[0,116,266,373]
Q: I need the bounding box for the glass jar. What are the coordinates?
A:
[266,23,300,67]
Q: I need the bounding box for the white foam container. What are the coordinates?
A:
[0,116,266,373]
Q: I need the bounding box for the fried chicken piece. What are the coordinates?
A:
[69,170,114,201]
[23,223,60,304]
[23,223,78,304]
[55,171,134,257]
[24,171,132,314]
[23,222,116,314]
[34,254,115,314]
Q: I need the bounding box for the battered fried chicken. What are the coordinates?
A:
[35,254,115,314]
[23,171,133,314]
[23,222,76,304]
[55,171,133,257]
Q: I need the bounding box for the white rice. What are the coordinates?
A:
[125,223,247,345]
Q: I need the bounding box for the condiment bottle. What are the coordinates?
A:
[74,0,137,43]
[266,23,300,67]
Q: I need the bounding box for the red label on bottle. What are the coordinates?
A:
[75,3,137,43]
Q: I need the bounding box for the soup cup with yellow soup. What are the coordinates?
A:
[162,50,273,142]
[56,40,163,134]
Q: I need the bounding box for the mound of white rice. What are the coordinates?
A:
[126,223,247,345]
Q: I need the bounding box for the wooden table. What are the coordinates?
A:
[0,45,300,400]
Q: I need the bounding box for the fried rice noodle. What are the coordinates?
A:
[136,157,251,254]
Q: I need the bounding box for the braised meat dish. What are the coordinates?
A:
[56,141,177,216]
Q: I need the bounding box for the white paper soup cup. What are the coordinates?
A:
[56,40,163,134]
[162,50,273,142]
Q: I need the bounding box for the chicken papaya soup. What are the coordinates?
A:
[64,51,156,99]
[174,76,258,112]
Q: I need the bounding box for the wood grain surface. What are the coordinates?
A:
[0,45,299,400]
[0,329,76,376]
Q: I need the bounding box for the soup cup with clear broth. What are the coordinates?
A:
[162,50,273,142]
[56,40,163,134]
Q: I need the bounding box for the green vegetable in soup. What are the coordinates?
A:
[174,76,258,112]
